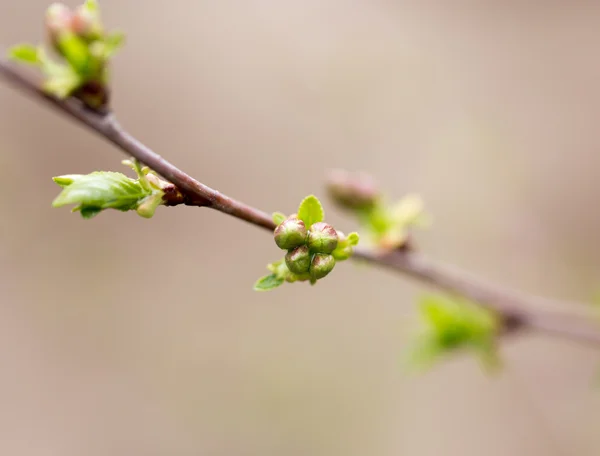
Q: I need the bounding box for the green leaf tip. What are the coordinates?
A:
[272,212,287,225]
[84,0,99,12]
[52,170,163,219]
[347,232,360,246]
[9,44,40,64]
[254,274,284,291]
[9,0,124,110]
[297,195,324,228]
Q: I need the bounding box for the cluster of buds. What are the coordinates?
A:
[255,196,359,291]
[10,1,124,110]
[274,215,339,283]
[44,1,112,109]
[326,169,429,251]
[46,2,103,45]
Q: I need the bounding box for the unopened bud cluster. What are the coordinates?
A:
[274,215,339,283]
[45,2,109,108]
[46,3,103,45]
[5,0,128,110]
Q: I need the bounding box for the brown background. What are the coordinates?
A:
[2,1,600,455]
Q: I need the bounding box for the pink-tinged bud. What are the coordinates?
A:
[309,254,336,280]
[71,4,102,41]
[307,222,338,254]
[326,169,380,211]
[285,245,311,274]
[46,3,73,44]
[274,216,307,250]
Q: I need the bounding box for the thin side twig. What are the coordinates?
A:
[2,59,599,346]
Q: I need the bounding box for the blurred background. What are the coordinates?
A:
[2,0,600,454]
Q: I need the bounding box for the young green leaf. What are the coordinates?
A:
[52,175,82,187]
[52,171,153,218]
[9,44,40,64]
[253,274,284,291]
[84,0,99,13]
[57,34,91,74]
[272,212,287,226]
[136,193,163,219]
[44,71,82,99]
[347,232,360,246]
[297,195,324,228]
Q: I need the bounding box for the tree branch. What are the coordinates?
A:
[2,58,599,346]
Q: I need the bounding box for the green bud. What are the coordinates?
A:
[310,253,336,281]
[46,3,73,46]
[326,169,380,211]
[136,193,163,219]
[307,222,338,254]
[274,216,307,250]
[285,245,311,274]
[331,231,353,261]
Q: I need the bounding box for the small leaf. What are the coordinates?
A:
[53,175,82,187]
[136,193,163,219]
[40,57,82,99]
[57,34,90,74]
[347,232,360,246]
[331,246,353,261]
[272,212,287,225]
[297,195,324,228]
[84,0,99,12]
[9,44,40,64]
[52,171,153,218]
[44,72,82,99]
[104,32,125,58]
[254,274,284,291]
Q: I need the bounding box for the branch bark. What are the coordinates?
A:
[2,59,599,346]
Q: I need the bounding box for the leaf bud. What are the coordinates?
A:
[46,3,73,45]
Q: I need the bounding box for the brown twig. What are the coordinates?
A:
[2,59,599,346]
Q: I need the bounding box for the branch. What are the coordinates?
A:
[2,59,599,346]
[355,249,600,345]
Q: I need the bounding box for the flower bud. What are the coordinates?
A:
[285,245,311,274]
[274,217,307,250]
[307,222,338,254]
[326,169,379,211]
[136,193,162,219]
[71,4,102,41]
[46,3,73,45]
[310,253,336,280]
